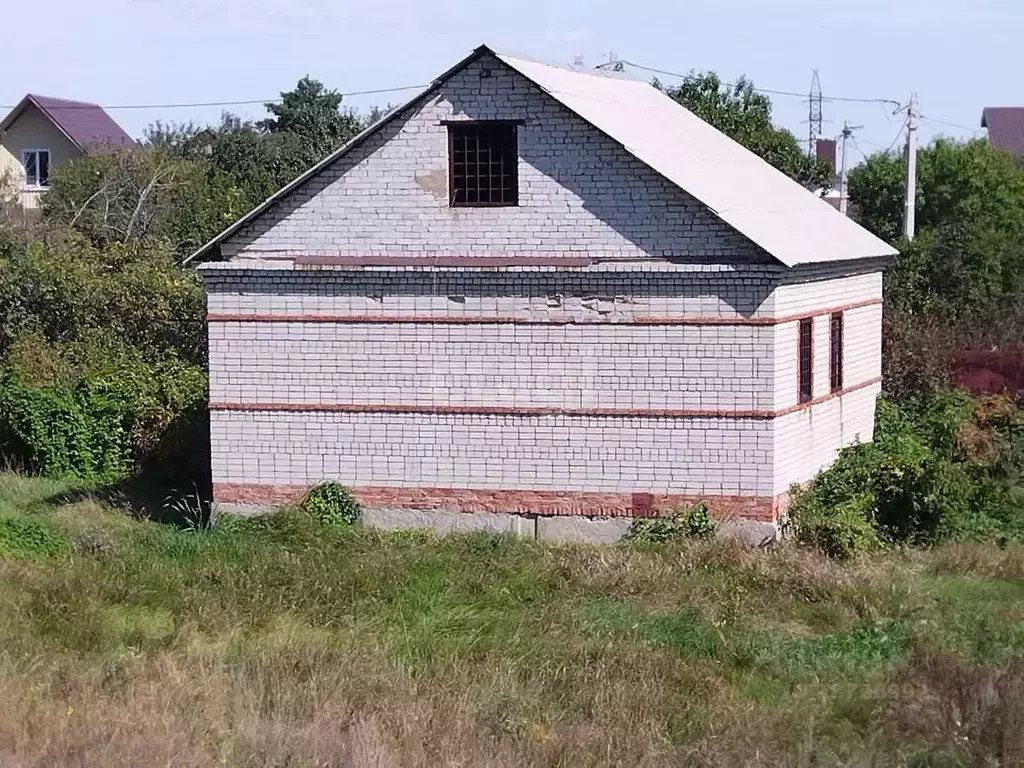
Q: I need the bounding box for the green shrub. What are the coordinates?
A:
[0,332,207,484]
[299,482,361,528]
[790,393,1024,557]
[788,492,884,559]
[0,375,134,483]
[628,502,715,544]
[0,518,68,559]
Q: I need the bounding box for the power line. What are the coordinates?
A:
[0,84,427,112]
[883,117,909,154]
[613,59,903,108]
[919,114,981,133]
[850,135,869,162]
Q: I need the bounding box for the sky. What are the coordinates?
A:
[3,0,1017,163]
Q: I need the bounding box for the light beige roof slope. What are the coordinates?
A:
[494,51,896,267]
[187,45,896,267]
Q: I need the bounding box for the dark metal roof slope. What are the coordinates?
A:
[0,94,135,150]
[981,107,1024,156]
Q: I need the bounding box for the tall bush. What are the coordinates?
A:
[790,393,1024,557]
[0,331,206,484]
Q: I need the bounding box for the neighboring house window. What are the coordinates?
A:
[448,122,518,207]
[22,149,51,188]
[829,312,844,392]
[798,318,814,403]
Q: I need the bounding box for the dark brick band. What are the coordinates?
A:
[212,483,791,522]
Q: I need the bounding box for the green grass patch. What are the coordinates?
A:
[1,472,1023,765]
[0,517,68,559]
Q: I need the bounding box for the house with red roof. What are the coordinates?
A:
[0,94,135,210]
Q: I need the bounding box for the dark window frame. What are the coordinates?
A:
[798,318,814,404]
[829,312,844,393]
[447,121,519,208]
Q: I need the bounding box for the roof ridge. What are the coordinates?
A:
[487,47,642,84]
[29,93,102,108]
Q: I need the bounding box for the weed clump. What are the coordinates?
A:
[628,502,715,544]
[300,482,361,528]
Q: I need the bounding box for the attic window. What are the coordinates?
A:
[21,149,50,188]
[448,122,518,207]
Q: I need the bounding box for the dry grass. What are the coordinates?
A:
[893,651,1024,766]
[933,542,1024,580]
[1,472,1023,766]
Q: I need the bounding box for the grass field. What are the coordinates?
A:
[1,472,1023,766]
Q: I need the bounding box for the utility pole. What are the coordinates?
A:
[903,92,919,240]
[838,121,862,216]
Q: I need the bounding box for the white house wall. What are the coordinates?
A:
[200,52,886,530]
[771,269,884,494]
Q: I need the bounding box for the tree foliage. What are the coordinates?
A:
[0,230,206,483]
[850,138,1024,317]
[848,138,1024,398]
[259,76,364,160]
[0,73,375,484]
[663,72,833,190]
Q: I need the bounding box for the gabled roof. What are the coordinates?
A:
[981,107,1024,156]
[0,94,135,150]
[186,45,896,268]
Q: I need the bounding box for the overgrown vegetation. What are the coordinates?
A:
[0,473,1022,765]
[790,392,1024,558]
[0,76,376,488]
[629,501,715,543]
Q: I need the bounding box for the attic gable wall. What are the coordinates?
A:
[222,54,768,264]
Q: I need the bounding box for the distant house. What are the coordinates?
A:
[981,107,1024,156]
[189,44,896,542]
[0,94,134,209]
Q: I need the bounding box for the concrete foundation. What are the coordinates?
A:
[215,502,780,545]
[535,515,634,544]
[360,507,536,537]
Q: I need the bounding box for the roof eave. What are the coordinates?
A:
[786,249,897,270]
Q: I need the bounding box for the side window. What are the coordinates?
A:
[829,312,844,392]
[22,149,51,188]
[798,318,813,403]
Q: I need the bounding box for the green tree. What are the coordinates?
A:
[850,138,1024,316]
[148,115,313,224]
[259,76,364,161]
[663,72,833,189]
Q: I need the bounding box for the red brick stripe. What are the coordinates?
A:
[293,255,594,268]
[207,377,881,420]
[206,298,881,327]
[773,377,881,416]
[212,483,790,522]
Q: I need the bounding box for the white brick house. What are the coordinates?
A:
[189,45,896,539]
